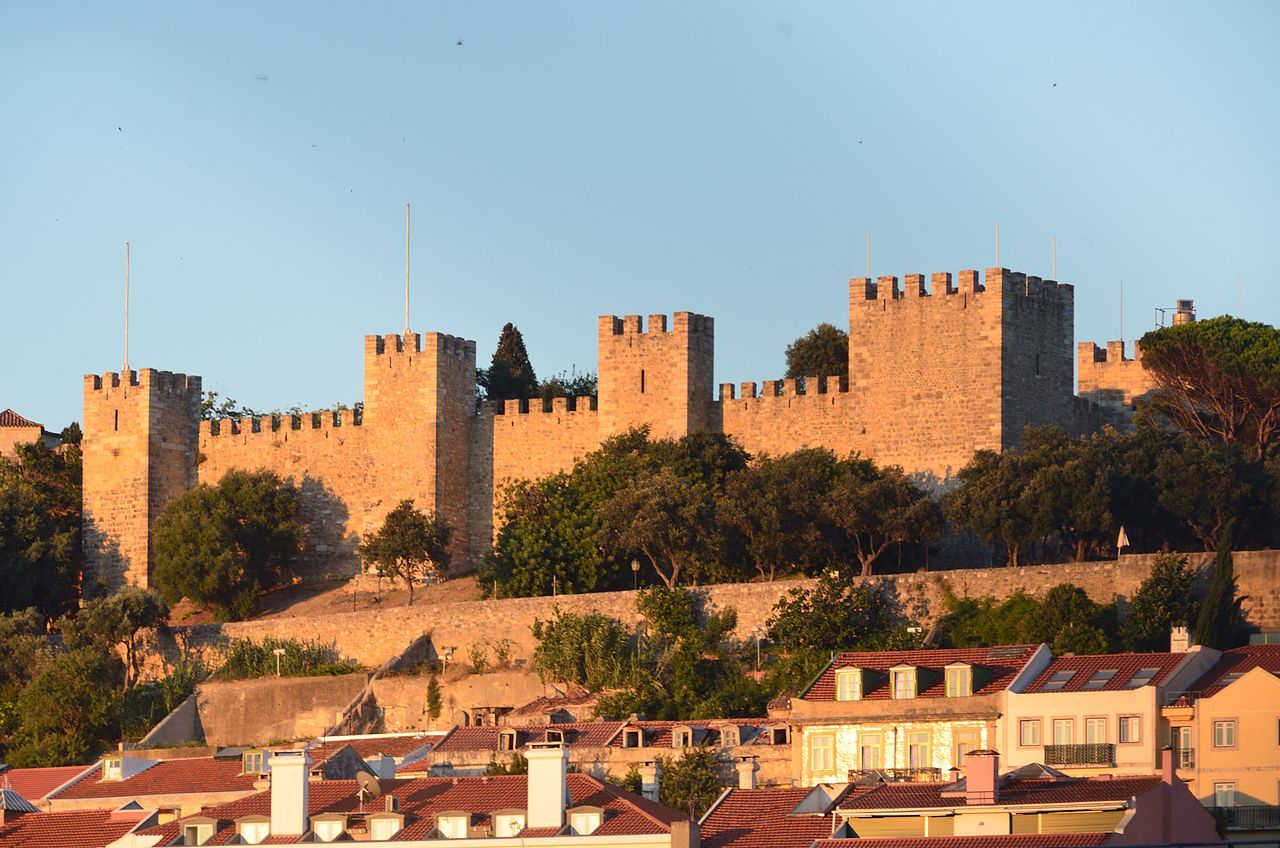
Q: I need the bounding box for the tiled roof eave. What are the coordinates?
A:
[840,799,1132,817]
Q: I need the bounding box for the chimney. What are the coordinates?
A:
[735,758,758,790]
[1161,746,1175,785]
[639,761,662,803]
[964,750,1000,805]
[525,742,569,830]
[1170,626,1192,653]
[385,795,399,812]
[269,750,311,837]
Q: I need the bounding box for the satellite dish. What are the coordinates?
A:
[357,770,383,798]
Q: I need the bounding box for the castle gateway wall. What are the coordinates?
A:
[85,266,1147,587]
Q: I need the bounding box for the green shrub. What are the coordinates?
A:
[215,637,360,680]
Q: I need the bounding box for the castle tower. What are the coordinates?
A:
[363,331,477,566]
[82,368,201,592]
[597,312,714,440]
[847,268,1074,478]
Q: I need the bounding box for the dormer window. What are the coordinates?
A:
[311,815,346,843]
[569,806,604,836]
[103,758,122,781]
[720,726,740,748]
[545,729,564,745]
[236,817,270,845]
[770,725,789,745]
[369,814,404,841]
[672,726,693,749]
[499,729,518,752]
[182,821,214,846]
[891,667,917,700]
[623,728,643,749]
[437,813,470,839]
[835,669,863,701]
[242,750,266,775]
[945,665,973,698]
[492,809,526,837]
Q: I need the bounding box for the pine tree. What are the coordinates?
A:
[1193,521,1241,649]
[480,323,538,402]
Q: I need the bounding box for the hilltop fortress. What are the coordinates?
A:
[82,267,1163,592]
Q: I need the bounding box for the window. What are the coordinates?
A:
[1125,667,1162,689]
[859,734,882,770]
[946,666,972,698]
[183,824,212,847]
[370,817,403,841]
[640,369,646,393]
[1052,719,1075,745]
[1119,716,1141,744]
[1086,718,1107,744]
[570,810,602,836]
[771,726,789,745]
[545,729,564,745]
[499,730,517,751]
[720,726,740,748]
[623,728,643,749]
[1213,720,1237,748]
[907,732,930,769]
[493,813,525,838]
[103,758,122,781]
[892,669,917,700]
[1214,782,1237,808]
[437,815,469,839]
[1041,670,1077,691]
[238,821,269,845]
[835,669,862,702]
[955,729,981,766]
[810,734,835,773]
[313,819,345,843]
[1082,669,1117,690]
[242,751,265,774]
[672,728,692,749]
[1019,720,1041,747]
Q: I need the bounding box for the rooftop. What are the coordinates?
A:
[838,775,1163,811]
[0,807,151,848]
[700,787,839,848]
[0,765,89,801]
[811,835,1109,848]
[1186,644,1280,698]
[1022,652,1187,694]
[801,646,1039,701]
[0,409,40,428]
[52,757,260,801]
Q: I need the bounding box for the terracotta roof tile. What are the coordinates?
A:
[1,765,91,801]
[1023,652,1186,694]
[307,734,436,764]
[0,808,146,848]
[0,409,40,428]
[52,758,259,800]
[1188,644,1280,697]
[813,835,1109,848]
[700,787,836,848]
[838,776,1162,810]
[430,722,625,755]
[802,646,1039,701]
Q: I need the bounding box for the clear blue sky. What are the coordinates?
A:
[3,1,1278,428]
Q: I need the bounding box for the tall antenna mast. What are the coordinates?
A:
[404,203,411,337]
[123,241,131,374]
[1119,280,1125,348]
[995,221,1000,268]
[1051,235,1057,280]
[866,231,871,278]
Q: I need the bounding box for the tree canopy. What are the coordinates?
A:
[784,323,848,382]
[152,470,303,621]
[358,499,452,606]
[479,322,538,402]
[62,587,169,690]
[0,440,82,617]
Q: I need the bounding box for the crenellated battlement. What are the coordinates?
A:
[199,407,361,439]
[1078,339,1143,365]
[492,396,600,416]
[365,332,475,359]
[84,369,201,395]
[718,375,848,402]
[598,312,714,337]
[854,268,1071,304]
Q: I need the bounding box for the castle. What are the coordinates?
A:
[82,266,1160,591]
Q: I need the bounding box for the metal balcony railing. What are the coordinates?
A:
[1212,805,1280,830]
[848,767,944,784]
[1043,743,1115,767]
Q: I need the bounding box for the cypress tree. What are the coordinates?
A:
[480,323,538,402]
[1192,521,1241,649]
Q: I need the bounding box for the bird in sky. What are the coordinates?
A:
[456,39,464,46]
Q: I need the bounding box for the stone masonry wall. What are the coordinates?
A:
[718,377,864,460]
[165,551,1280,675]
[597,313,715,440]
[1078,340,1154,411]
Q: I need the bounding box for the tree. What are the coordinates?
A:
[1193,524,1243,649]
[823,459,943,576]
[945,449,1044,567]
[479,323,538,402]
[152,470,303,621]
[359,500,452,606]
[718,450,840,580]
[1138,315,1280,462]
[784,323,848,382]
[0,440,82,617]
[531,611,631,691]
[767,573,916,656]
[602,468,718,587]
[939,583,1115,653]
[658,747,726,819]
[483,753,528,775]
[426,674,443,721]
[1120,554,1200,651]
[1153,438,1266,551]
[536,368,597,401]
[1038,584,1113,654]
[200,391,259,421]
[8,647,121,766]
[62,587,169,690]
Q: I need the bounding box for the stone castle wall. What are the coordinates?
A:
[161,551,1280,676]
[84,266,1150,585]
[1078,339,1154,412]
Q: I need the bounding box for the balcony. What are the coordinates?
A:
[1212,806,1280,831]
[1043,743,1115,767]
[848,767,944,784]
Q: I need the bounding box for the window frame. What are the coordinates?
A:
[859,733,883,770]
[1018,719,1042,747]
[954,728,981,766]
[1085,716,1108,745]
[945,665,972,698]
[1052,717,1075,746]
[907,731,931,769]
[1118,715,1141,745]
[810,733,836,774]
[1214,782,1237,808]
[891,668,917,700]
[1213,719,1238,749]
[835,668,862,702]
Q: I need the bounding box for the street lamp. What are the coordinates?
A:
[631,559,640,590]
[272,647,286,677]
[750,626,766,672]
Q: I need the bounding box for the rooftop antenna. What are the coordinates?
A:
[1119,280,1125,349]
[404,202,411,337]
[356,769,381,813]
[123,241,131,375]
[1051,235,1057,280]
[866,230,871,279]
[995,221,1000,268]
